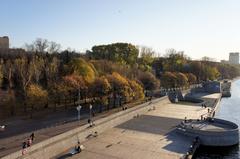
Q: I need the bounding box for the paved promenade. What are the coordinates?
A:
[56,93,221,159]
[0,103,136,158]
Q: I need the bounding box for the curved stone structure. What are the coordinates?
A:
[183,96,204,104]
[168,91,204,105]
[177,118,239,146]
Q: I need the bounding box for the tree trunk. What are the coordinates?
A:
[30,105,33,119]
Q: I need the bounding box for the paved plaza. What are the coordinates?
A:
[56,93,221,159]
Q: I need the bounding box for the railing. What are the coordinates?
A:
[182,137,201,159]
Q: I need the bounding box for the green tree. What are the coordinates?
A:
[89,43,139,65]
[164,49,188,72]
[202,65,220,80]
[138,46,155,71]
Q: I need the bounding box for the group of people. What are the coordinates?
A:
[22,133,35,155]
[201,103,207,108]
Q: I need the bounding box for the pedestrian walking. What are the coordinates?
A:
[22,141,27,155]
[22,141,27,149]
[88,119,93,127]
[27,138,32,147]
[30,132,35,141]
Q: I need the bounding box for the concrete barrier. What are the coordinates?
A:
[177,118,239,146]
[2,97,169,159]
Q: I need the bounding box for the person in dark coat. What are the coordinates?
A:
[30,132,35,141]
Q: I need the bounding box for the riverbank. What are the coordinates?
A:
[54,93,221,159]
[194,79,240,159]
[2,92,222,159]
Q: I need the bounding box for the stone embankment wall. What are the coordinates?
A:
[221,81,231,97]
[178,93,239,147]
[178,118,239,146]
[2,97,169,159]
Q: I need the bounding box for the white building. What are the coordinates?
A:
[229,52,239,64]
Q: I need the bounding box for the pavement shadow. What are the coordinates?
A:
[116,115,182,135]
[162,129,194,154]
[56,153,72,159]
[116,115,193,154]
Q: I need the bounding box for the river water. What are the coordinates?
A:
[194,79,240,159]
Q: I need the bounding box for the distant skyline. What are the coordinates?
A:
[2,0,240,61]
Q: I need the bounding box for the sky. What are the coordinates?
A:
[1,0,240,61]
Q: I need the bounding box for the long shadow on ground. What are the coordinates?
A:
[116,115,193,154]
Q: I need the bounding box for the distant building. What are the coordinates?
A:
[221,60,229,64]
[229,52,239,64]
[0,36,9,49]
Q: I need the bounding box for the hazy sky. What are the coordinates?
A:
[1,0,240,61]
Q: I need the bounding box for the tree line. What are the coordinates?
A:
[0,39,239,118]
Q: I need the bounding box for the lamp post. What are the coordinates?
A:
[89,104,93,127]
[89,104,93,121]
[76,105,82,121]
[76,89,82,123]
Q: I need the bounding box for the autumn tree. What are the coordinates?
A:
[107,72,132,104]
[1,89,16,116]
[14,57,34,112]
[2,60,14,90]
[14,58,34,92]
[67,58,97,83]
[189,61,202,81]
[186,73,197,84]
[34,38,49,52]
[48,41,61,53]
[26,84,48,118]
[175,72,188,87]
[0,60,3,87]
[44,57,60,87]
[128,80,144,100]
[26,84,48,107]
[48,80,72,110]
[24,38,61,53]
[160,72,177,88]
[62,75,87,106]
[90,76,111,112]
[90,76,111,97]
[31,55,45,83]
[137,72,160,91]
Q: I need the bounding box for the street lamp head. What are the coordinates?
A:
[76,105,82,111]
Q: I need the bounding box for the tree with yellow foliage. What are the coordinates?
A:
[26,84,48,118]
[67,58,97,83]
[128,80,145,100]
